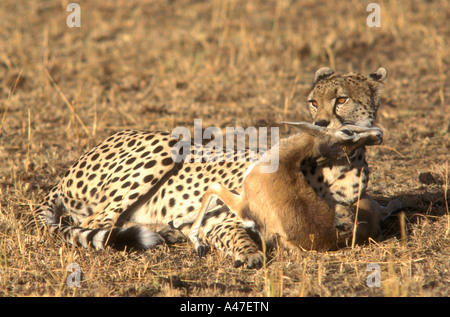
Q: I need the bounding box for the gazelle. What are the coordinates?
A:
[189,122,397,254]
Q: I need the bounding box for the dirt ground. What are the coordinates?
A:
[0,0,449,298]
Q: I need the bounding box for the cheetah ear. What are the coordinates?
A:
[313,67,334,84]
[368,67,388,108]
[368,67,387,82]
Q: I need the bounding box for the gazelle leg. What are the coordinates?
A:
[188,190,219,256]
[189,183,244,256]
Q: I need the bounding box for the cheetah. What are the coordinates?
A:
[189,122,384,252]
[301,67,401,245]
[31,67,401,269]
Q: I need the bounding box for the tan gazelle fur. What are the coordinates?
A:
[189,122,384,252]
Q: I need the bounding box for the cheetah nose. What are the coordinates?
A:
[314,120,330,127]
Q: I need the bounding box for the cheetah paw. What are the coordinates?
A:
[233,251,265,269]
[188,228,210,258]
[196,243,209,258]
[157,225,187,244]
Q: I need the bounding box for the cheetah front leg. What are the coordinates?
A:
[205,212,264,269]
[189,184,243,254]
[189,184,264,269]
[171,197,263,268]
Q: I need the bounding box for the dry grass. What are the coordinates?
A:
[0,0,449,297]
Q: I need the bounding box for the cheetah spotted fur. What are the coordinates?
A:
[31,67,400,268]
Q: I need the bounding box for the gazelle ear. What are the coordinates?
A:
[281,121,324,137]
[368,67,388,82]
[313,67,334,84]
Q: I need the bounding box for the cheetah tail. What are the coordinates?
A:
[57,225,165,250]
[30,201,164,250]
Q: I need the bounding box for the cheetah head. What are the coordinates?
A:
[306,67,387,129]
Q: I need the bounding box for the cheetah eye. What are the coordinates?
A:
[335,97,348,105]
[308,100,318,109]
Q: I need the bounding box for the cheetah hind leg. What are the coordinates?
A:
[122,222,187,245]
